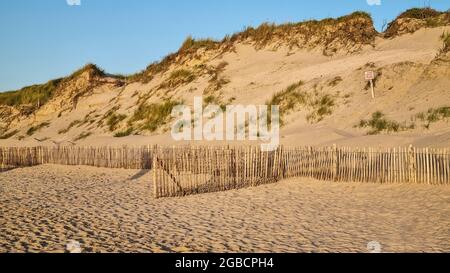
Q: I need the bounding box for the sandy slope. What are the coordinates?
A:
[1,26,450,148]
[1,165,449,253]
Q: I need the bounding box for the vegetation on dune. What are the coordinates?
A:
[204,61,230,94]
[127,11,375,84]
[0,129,19,139]
[397,8,444,20]
[0,63,115,115]
[0,79,62,110]
[385,8,450,37]
[328,76,343,87]
[26,122,51,136]
[180,36,220,53]
[129,100,182,132]
[107,113,127,132]
[58,120,82,134]
[74,132,92,141]
[416,106,450,129]
[439,32,450,54]
[158,69,197,90]
[267,81,337,125]
[356,111,414,135]
[306,94,335,123]
[229,11,375,52]
[114,127,134,138]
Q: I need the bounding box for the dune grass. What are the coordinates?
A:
[416,106,450,129]
[306,94,336,123]
[26,122,50,136]
[114,127,134,138]
[357,111,414,135]
[129,100,182,132]
[107,113,127,132]
[385,8,449,37]
[440,32,450,54]
[158,69,197,90]
[74,132,92,141]
[0,129,19,139]
[0,79,62,109]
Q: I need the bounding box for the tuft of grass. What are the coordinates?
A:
[267,81,307,125]
[74,132,92,141]
[356,111,413,135]
[26,122,50,136]
[180,36,219,53]
[0,79,62,110]
[397,8,442,20]
[129,100,182,132]
[114,127,134,138]
[328,76,343,87]
[0,129,19,139]
[385,8,449,37]
[306,94,335,123]
[58,120,82,134]
[439,32,450,55]
[107,113,127,132]
[416,106,450,129]
[159,69,197,89]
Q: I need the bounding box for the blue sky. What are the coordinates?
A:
[0,0,449,92]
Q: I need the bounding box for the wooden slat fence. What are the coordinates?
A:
[0,146,154,171]
[152,145,450,198]
[1,145,449,199]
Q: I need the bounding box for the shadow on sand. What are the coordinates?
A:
[129,169,151,181]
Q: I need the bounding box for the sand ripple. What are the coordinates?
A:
[1,164,449,253]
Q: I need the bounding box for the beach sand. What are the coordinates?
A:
[1,164,449,253]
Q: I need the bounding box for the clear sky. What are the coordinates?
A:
[1,0,449,92]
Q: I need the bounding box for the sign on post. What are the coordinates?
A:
[365,71,376,99]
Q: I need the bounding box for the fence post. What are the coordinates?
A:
[152,147,158,199]
[332,144,338,181]
[408,145,416,184]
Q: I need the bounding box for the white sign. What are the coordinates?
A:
[365,71,375,81]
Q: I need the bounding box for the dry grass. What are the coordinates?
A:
[356,111,414,135]
[385,8,450,38]
[107,113,127,132]
[0,129,19,140]
[158,69,197,90]
[26,122,50,136]
[73,132,92,141]
[416,106,450,129]
[129,100,182,132]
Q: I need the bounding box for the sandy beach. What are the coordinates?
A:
[1,164,449,253]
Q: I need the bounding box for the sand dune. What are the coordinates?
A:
[1,165,449,253]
